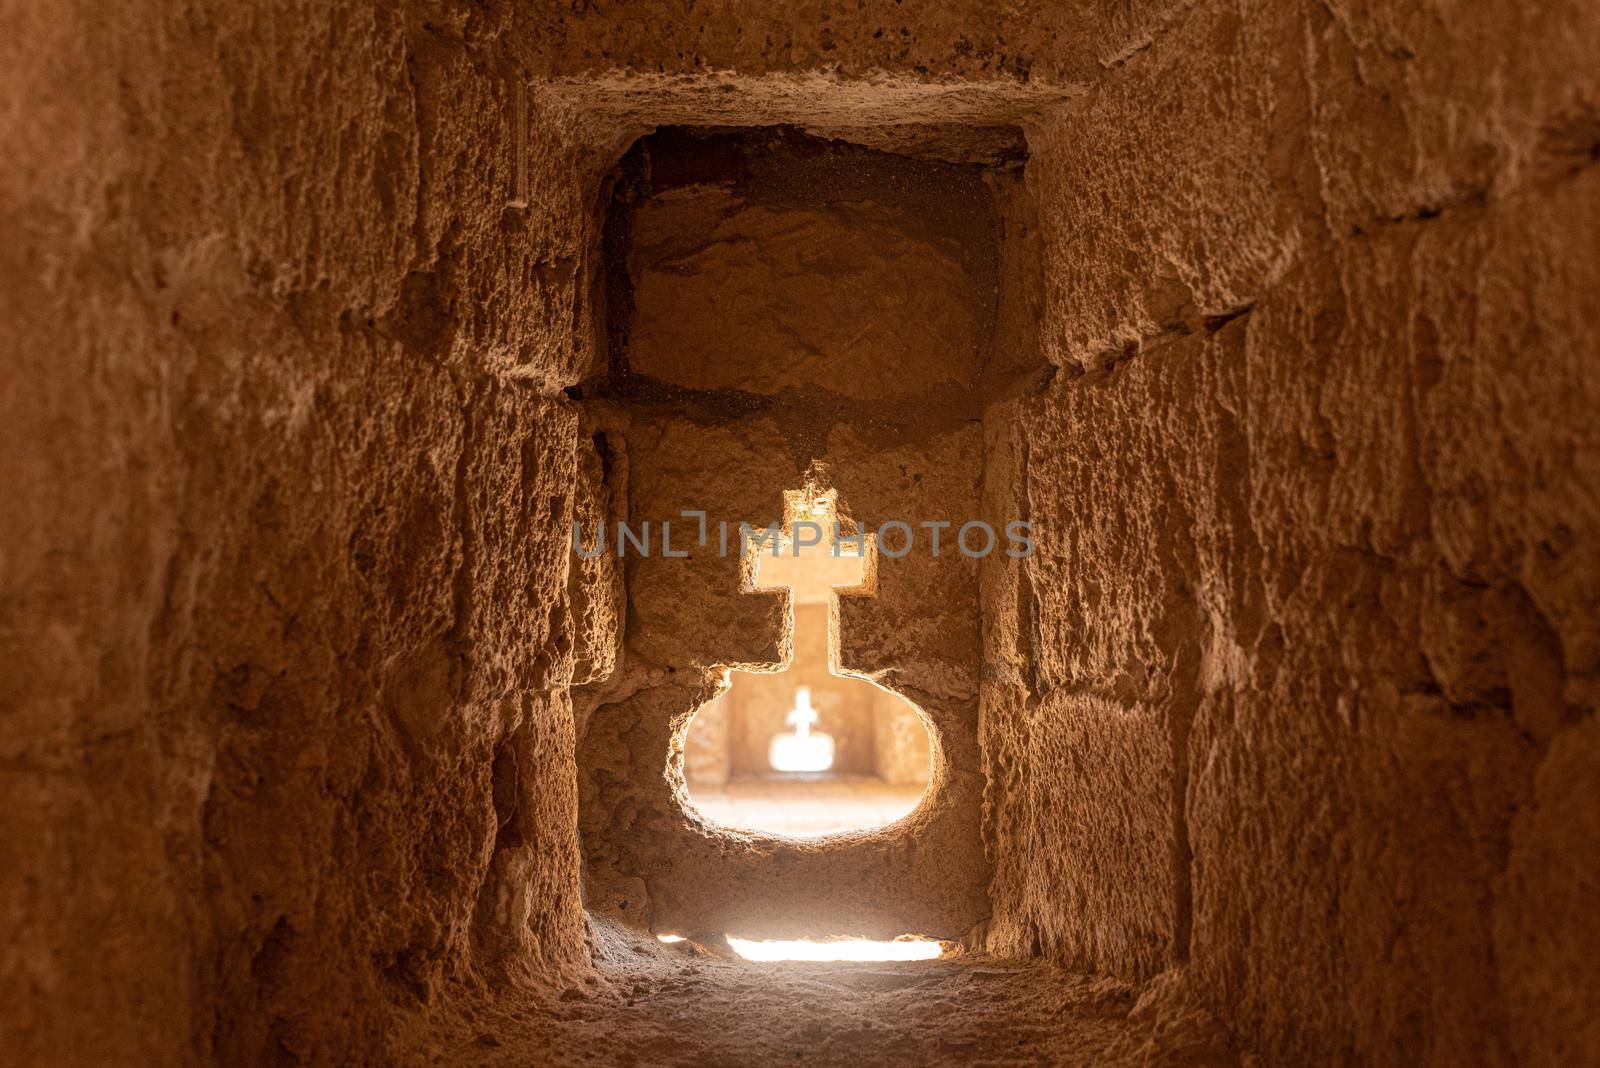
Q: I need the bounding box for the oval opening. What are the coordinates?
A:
[681,491,934,837]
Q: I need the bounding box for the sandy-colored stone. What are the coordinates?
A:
[5,0,1597,1063]
[625,139,994,398]
[2,2,606,1061]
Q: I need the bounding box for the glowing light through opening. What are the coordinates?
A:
[727,937,944,962]
[767,686,835,773]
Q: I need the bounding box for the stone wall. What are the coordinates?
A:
[873,689,936,787]
[977,2,1600,1063]
[5,0,1595,1062]
[1,2,616,1061]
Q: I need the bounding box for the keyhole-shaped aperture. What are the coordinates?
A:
[681,490,934,837]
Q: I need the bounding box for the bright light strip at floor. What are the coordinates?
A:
[725,937,944,962]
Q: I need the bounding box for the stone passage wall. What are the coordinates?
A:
[978,3,1600,1065]
[1,3,616,1062]
[6,0,1596,1062]
[873,689,936,787]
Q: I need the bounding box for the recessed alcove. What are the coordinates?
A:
[573,121,1024,945]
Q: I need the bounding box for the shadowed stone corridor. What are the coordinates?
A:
[4,1,1598,1065]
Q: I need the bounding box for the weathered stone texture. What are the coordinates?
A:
[614,412,797,672]
[978,3,1600,1064]
[629,187,989,399]
[2,2,612,1062]
[5,0,1597,1063]
[568,429,626,687]
[526,0,1201,85]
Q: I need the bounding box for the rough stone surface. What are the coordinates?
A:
[2,2,613,1062]
[400,921,1238,1066]
[624,132,996,399]
[976,4,1600,1065]
[6,0,1597,1063]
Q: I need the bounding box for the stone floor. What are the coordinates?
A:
[685,775,927,836]
[406,926,1240,1067]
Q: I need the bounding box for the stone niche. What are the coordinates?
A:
[574,126,1031,943]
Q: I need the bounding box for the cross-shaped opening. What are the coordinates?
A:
[681,486,934,837]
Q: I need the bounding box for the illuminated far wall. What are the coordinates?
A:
[683,529,930,785]
[734,601,878,777]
